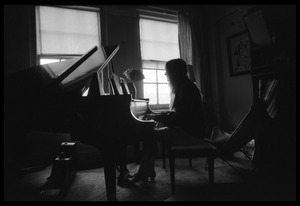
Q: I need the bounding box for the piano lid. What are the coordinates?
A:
[52,44,119,92]
[5,45,120,99]
[7,45,99,96]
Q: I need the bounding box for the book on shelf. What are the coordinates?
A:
[260,79,271,100]
[268,101,278,118]
[262,79,278,101]
[266,90,279,118]
[266,79,278,101]
[258,79,262,99]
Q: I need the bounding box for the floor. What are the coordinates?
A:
[4,151,295,201]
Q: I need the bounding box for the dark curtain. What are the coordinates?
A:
[178,12,214,133]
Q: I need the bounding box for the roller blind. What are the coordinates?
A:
[37,6,100,55]
[139,18,179,61]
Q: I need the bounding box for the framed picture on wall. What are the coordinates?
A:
[227,31,251,76]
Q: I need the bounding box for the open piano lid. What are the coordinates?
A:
[4,45,119,101]
[46,44,120,93]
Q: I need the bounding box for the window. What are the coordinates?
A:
[36,6,100,65]
[139,15,180,108]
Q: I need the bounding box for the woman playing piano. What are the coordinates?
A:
[128,58,206,183]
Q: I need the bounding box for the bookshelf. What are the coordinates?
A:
[251,57,280,120]
[249,39,296,176]
[245,6,296,186]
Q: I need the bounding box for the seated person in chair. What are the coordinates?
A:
[128,58,207,184]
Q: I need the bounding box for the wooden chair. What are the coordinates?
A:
[157,127,215,194]
[168,142,215,194]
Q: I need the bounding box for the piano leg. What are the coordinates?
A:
[100,145,118,201]
[116,144,133,187]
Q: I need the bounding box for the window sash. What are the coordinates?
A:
[139,16,179,108]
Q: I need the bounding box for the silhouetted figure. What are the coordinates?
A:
[128,58,207,183]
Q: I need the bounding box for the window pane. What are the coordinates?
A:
[40,58,60,65]
[143,69,156,83]
[157,70,168,83]
[144,84,157,104]
[158,84,170,104]
[38,6,100,55]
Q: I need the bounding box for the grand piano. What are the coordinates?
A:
[4,45,155,201]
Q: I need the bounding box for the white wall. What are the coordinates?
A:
[207,6,254,131]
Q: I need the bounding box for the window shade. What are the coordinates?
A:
[38,6,100,55]
[139,18,179,61]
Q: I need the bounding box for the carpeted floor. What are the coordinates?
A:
[6,152,295,202]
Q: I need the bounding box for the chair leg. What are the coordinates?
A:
[169,154,175,194]
[204,159,208,170]
[189,158,192,168]
[162,142,166,169]
[134,141,140,164]
[207,156,214,184]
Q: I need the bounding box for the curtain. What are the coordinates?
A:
[178,11,214,132]
[178,13,193,65]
